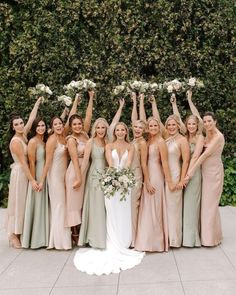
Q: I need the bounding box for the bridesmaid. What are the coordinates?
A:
[21,117,49,249]
[65,90,94,244]
[135,116,173,252]
[164,114,190,247]
[185,112,225,246]
[79,99,125,248]
[6,97,42,248]
[39,96,80,250]
[130,93,155,246]
[171,91,204,247]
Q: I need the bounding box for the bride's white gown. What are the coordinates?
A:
[73,149,145,275]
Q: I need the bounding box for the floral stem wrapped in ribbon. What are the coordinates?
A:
[98,167,137,201]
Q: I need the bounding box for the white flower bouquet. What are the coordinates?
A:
[57,95,72,106]
[28,84,53,100]
[113,82,127,97]
[147,82,163,95]
[163,79,183,93]
[64,79,96,97]
[127,80,150,94]
[98,167,136,201]
[187,77,204,89]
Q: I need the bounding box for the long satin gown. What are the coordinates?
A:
[130,139,143,246]
[79,141,107,249]
[6,137,28,236]
[165,135,183,247]
[201,134,224,246]
[74,149,144,275]
[22,143,49,248]
[182,143,201,247]
[135,143,169,252]
[65,136,86,227]
[47,142,71,250]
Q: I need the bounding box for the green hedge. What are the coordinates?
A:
[0,0,235,205]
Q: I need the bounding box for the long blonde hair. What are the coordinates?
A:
[165,114,181,131]
[113,122,130,142]
[91,118,109,141]
[185,114,201,140]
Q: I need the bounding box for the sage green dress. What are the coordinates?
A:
[182,143,201,247]
[21,144,49,249]
[78,141,106,249]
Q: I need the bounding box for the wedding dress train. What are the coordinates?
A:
[73,149,145,275]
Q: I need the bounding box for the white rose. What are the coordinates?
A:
[45,86,52,95]
[188,77,196,87]
[167,85,174,93]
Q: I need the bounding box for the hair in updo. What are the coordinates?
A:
[203,111,217,121]
[69,114,83,127]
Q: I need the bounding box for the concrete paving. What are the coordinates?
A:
[0,206,236,295]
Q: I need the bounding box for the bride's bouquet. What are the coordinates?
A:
[64,79,96,97]
[28,84,53,101]
[98,167,136,201]
[186,77,204,89]
[163,79,183,94]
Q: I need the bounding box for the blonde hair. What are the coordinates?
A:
[132,119,146,130]
[113,122,130,142]
[185,114,201,138]
[91,118,109,140]
[165,114,181,130]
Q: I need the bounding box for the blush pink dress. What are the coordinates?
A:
[6,137,28,236]
[165,135,183,247]
[135,142,168,252]
[201,134,224,246]
[65,136,86,227]
[47,142,71,250]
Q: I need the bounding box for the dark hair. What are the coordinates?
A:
[69,114,83,127]
[203,112,217,121]
[49,116,64,136]
[29,117,48,142]
[9,112,23,136]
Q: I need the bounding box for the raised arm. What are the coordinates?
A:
[27,139,37,179]
[24,97,42,135]
[11,139,38,191]
[108,98,125,141]
[84,90,94,133]
[186,89,203,128]
[131,92,138,124]
[60,107,69,121]
[139,93,147,123]
[64,94,81,134]
[67,137,82,190]
[170,93,186,134]
[149,96,166,134]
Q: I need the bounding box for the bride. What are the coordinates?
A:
[73,122,145,275]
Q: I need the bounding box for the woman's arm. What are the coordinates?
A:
[125,144,134,168]
[108,99,125,141]
[105,143,113,167]
[170,93,186,134]
[64,94,81,134]
[177,137,190,189]
[60,107,69,121]
[186,89,203,128]
[27,139,37,179]
[188,135,204,170]
[139,140,155,194]
[67,137,82,190]
[11,140,38,191]
[139,93,147,123]
[186,134,223,179]
[131,92,138,124]
[24,97,42,135]
[80,139,92,176]
[158,140,175,191]
[84,90,94,133]
[38,136,56,188]
[149,96,166,135]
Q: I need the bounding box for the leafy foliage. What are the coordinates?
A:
[0,0,235,204]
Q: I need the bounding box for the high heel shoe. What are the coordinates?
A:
[71,234,79,247]
[9,234,22,249]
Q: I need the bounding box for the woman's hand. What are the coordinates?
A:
[186,89,192,100]
[130,92,136,102]
[145,181,156,194]
[119,98,125,108]
[170,93,176,103]
[139,93,145,101]
[168,182,176,192]
[88,90,95,100]
[31,180,39,192]
[73,178,82,190]
[75,93,82,103]
[148,95,155,103]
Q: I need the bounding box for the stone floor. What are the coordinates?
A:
[0,206,236,295]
